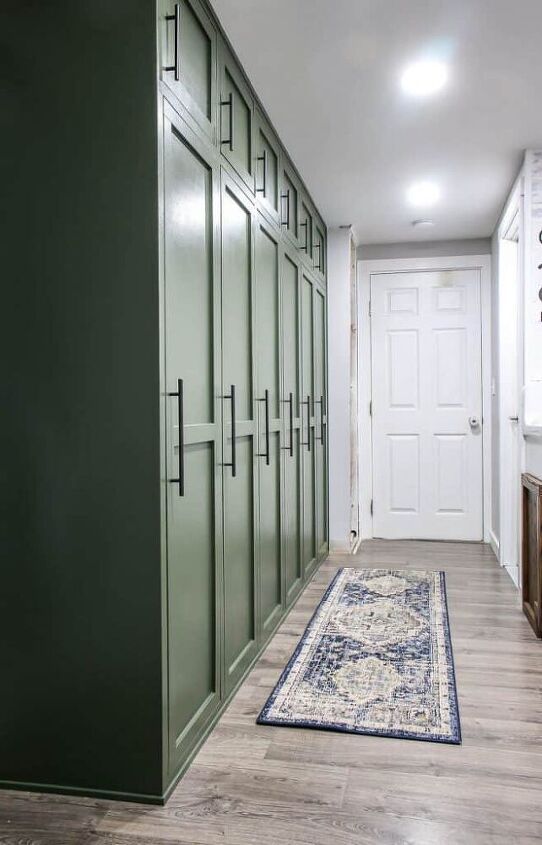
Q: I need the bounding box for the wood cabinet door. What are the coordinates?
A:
[314,284,328,560]
[221,172,259,694]
[219,48,254,193]
[159,0,217,140]
[163,107,222,776]
[254,110,280,225]
[255,214,282,639]
[301,271,317,580]
[281,247,303,605]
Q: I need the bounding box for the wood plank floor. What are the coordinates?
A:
[2,540,541,844]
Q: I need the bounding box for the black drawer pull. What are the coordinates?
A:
[280,190,290,228]
[168,378,184,496]
[301,395,311,451]
[223,385,236,477]
[220,93,234,151]
[256,149,267,196]
[258,389,270,465]
[164,4,181,82]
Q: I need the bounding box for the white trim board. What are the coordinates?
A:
[357,254,492,542]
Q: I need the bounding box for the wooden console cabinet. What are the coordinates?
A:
[522,473,542,637]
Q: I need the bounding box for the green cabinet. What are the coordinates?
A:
[221,174,259,693]
[255,214,282,635]
[219,47,254,192]
[3,0,327,805]
[255,110,281,225]
[281,248,303,604]
[301,270,317,579]
[163,106,222,777]
[314,284,328,560]
[160,0,217,139]
[281,163,299,245]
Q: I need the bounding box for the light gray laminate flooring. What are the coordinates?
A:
[2,541,541,844]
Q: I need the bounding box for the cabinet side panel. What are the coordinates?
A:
[0,1,163,797]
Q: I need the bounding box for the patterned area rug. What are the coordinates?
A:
[257,568,461,744]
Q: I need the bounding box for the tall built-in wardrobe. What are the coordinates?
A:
[2,0,328,803]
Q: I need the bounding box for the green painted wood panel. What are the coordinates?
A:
[281,251,302,603]
[314,285,327,558]
[163,115,222,777]
[160,0,217,138]
[281,167,299,243]
[255,112,280,223]
[255,218,282,635]
[301,273,316,579]
[221,177,258,693]
[220,50,254,192]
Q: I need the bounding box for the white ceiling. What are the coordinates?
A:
[210,0,542,244]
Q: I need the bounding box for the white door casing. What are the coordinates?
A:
[370,268,484,541]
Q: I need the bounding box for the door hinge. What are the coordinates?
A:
[368,300,372,317]
[370,499,373,516]
[369,400,372,417]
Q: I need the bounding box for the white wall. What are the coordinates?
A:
[327,228,353,552]
[358,238,491,261]
[491,151,542,559]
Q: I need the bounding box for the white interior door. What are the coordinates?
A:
[371,269,483,541]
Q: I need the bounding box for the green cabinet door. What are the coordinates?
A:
[314,285,328,560]
[313,221,326,281]
[219,48,254,193]
[221,173,258,694]
[163,107,222,777]
[255,110,280,225]
[159,0,217,140]
[281,164,299,245]
[255,214,282,638]
[301,271,317,580]
[281,248,302,604]
[299,200,313,266]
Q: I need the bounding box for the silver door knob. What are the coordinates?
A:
[508,416,519,422]
[469,416,480,428]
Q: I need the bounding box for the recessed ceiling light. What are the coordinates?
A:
[401,60,448,97]
[407,181,440,208]
[411,219,434,228]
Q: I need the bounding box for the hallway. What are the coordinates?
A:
[3,541,541,844]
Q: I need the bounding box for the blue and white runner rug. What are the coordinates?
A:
[257,568,461,744]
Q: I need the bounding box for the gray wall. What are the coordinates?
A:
[358,238,491,260]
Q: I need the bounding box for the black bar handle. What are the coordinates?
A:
[280,190,290,228]
[168,378,184,496]
[314,242,321,271]
[164,4,181,81]
[258,389,270,464]
[299,220,308,252]
[281,392,294,456]
[301,395,311,451]
[223,384,236,477]
[316,394,325,445]
[256,149,267,196]
[220,93,234,151]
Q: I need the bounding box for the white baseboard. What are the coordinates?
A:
[489,530,500,562]
[504,564,519,588]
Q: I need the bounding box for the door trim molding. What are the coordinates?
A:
[357,254,492,542]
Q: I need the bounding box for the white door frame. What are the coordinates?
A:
[497,176,525,584]
[357,254,492,542]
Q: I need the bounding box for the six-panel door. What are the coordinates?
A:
[221,173,259,694]
[163,109,222,776]
[255,214,282,636]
